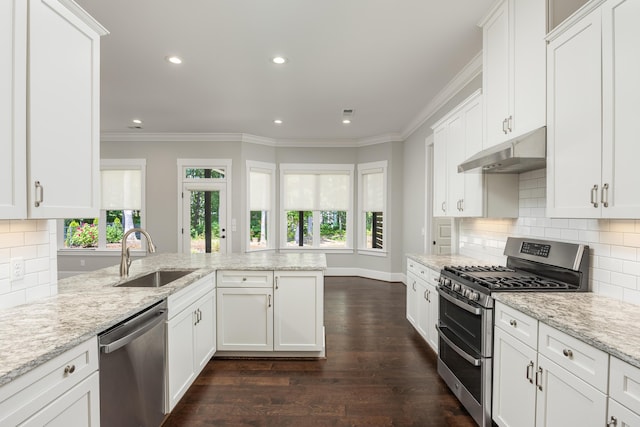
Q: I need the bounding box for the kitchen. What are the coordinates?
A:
[2,0,640,426]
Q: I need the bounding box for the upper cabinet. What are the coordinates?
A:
[0,0,107,219]
[547,0,640,218]
[480,0,546,149]
[432,90,518,219]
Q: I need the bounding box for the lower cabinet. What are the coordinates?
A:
[406,259,439,353]
[608,357,640,426]
[493,302,608,427]
[216,286,273,351]
[0,337,99,426]
[166,274,216,412]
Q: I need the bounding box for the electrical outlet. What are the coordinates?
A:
[11,257,24,281]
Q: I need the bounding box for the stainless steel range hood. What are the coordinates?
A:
[458,127,546,173]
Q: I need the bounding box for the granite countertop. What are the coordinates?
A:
[406,253,486,272]
[494,292,640,369]
[0,252,326,387]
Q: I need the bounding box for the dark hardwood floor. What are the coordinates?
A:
[163,276,476,426]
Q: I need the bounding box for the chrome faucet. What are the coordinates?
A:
[120,228,156,277]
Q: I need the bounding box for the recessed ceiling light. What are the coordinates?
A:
[342,119,351,124]
[274,119,283,125]
[132,119,142,124]
[271,56,287,65]
[165,56,183,64]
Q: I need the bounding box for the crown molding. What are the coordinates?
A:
[401,51,483,140]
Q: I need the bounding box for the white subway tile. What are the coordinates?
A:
[25,284,51,303]
[579,230,600,243]
[38,270,50,285]
[530,208,546,217]
[37,220,50,231]
[11,220,38,233]
[10,245,38,260]
[610,220,636,233]
[597,282,624,300]
[24,231,48,246]
[0,290,26,309]
[598,220,610,232]
[531,227,545,237]
[519,207,532,217]
[0,249,9,260]
[0,279,10,294]
[0,263,10,280]
[25,257,49,274]
[50,239,57,259]
[37,244,49,258]
[599,256,624,272]
[624,233,640,248]
[610,272,637,289]
[0,233,25,249]
[551,219,569,229]
[561,229,580,241]
[591,243,611,257]
[592,268,611,282]
[623,260,640,276]
[545,228,562,239]
[610,245,637,261]
[622,288,640,306]
[600,232,624,245]
[0,221,10,233]
[569,219,588,230]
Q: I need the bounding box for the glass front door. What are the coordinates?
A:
[182,185,226,253]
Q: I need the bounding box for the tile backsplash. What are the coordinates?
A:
[459,169,640,305]
[0,220,58,309]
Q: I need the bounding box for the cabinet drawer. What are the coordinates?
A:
[610,357,640,414]
[217,270,273,288]
[167,273,215,318]
[538,322,609,392]
[494,302,538,349]
[407,260,430,281]
[608,397,640,426]
[0,337,98,426]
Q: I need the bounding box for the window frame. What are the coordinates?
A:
[57,159,147,254]
[279,163,354,252]
[246,160,276,252]
[357,160,388,256]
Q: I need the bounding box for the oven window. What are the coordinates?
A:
[439,336,483,403]
[439,292,483,351]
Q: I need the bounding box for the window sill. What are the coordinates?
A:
[279,247,354,254]
[357,249,388,257]
[57,249,148,257]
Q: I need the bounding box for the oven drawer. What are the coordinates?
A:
[610,357,640,414]
[494,301,538,349]
[538,322,609,392]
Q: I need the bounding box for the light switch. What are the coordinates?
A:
[11,257,24,281]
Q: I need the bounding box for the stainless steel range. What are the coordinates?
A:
[436,237,590,427]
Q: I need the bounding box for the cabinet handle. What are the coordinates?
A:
[34,181,44,207]
[242,277,247,281]
[198,308,202,323]
[268,294,272,308]
[591,185,599,207]
[535,367,543,391]
[194,310,198,326]
[275,276,279,289]
[507,115,513,132]
[460,199,464,212]
[526,361,534,384]
[441,201,446,212]
[64,364,76,375]
[607,416,618,427]
[412,281,416,291]
[502,118,508,134]
[424,289,428,301]
[509,319,517,327]
[601,183,609,208]
[562,348,573,358]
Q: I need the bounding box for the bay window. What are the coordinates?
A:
[247,161,275,251]
[358,161,387,253]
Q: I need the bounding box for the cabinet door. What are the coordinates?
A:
[482,0,510,148]
[415,278,429,342]
[406,273,419,328]
[433,126,448,216]
[461,95,484,217]
[274,271,323,351]
[28,0,102,218]
[493,327,537,427]
[601,0,640,218]
[194,291,216,371]
[0,0,27,219]
[19,372,100,427]
[510,0,546,137]
[425,279,439,352]
[535,355,607,427]
[546,9,603,218]
[166,307,196,411]
[217,287,273,351]
[607,398,640,427]
[446,115,465,218]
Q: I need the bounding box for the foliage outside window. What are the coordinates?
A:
[247,162,275,251]
[280,164,353,250]
[358,161,386,252]
[64,211,142,249]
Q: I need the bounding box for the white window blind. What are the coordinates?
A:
[284,173,349,211]
[249,169,272,210]
[362,170,384,212]
[101,170,142,210]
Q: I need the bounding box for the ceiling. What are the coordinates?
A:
[76,0,494,142]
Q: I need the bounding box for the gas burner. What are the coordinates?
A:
[482,276,570,290]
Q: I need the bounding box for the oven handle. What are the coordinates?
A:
[437,287,482,315]
[436,325,482,367]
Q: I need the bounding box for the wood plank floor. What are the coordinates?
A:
[163,276,476,426]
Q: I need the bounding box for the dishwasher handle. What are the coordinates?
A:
[100,309,166,354]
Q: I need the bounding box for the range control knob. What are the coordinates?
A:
[444,278,452,288]
[452,283,461,292]
[469,292,480,302]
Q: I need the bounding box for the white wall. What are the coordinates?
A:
[459,169,640,305]
[0,220,57,309]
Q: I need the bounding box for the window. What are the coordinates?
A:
[60,159,146,251]
[280,164,353,250]
[358,161,387,253]
[247,161,275,251]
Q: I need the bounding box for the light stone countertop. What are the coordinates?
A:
[406,253,487,272]
[0,252,326,387]
[494,292,640,369]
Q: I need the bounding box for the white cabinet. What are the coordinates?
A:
[0,0,107,219]
[216,286,274,351]
[547,0,640,218]
[432,90,518,218]
[0,337,99,426]
[166,274,216,411]
[274,271,324,351]
[406,259,439,353]
[608,357,640,426]
[480,0,546,149]
[493,302,609,427]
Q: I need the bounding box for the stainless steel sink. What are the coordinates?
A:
[116,269,196,288]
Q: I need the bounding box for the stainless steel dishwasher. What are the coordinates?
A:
[99,300,168,427]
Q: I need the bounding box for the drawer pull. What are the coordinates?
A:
[64,364,76,375]
[242,277,247,281]
[509,319,517,327]
[535,367,543,391]
[607,416,617,427]
[562,349,573,358]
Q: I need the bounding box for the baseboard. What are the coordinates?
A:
[325,267,405,283]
